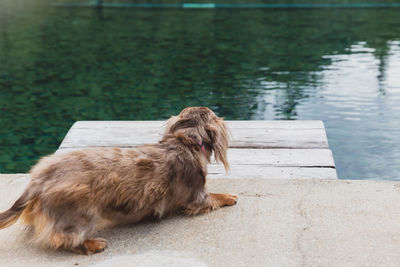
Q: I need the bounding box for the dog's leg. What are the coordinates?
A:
[25,199,107,254]
[70,238,108,255]
[41,226,108,255]
[183,193,237,215]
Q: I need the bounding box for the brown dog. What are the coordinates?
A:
[0,107,237,254]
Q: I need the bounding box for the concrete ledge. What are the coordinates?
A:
[1,174,400,266]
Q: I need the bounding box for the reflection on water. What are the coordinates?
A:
[0,1,400,179]
[254,41,400,179]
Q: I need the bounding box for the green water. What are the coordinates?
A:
[1,0,400,179]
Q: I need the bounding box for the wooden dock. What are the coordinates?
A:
[57,120,337,179]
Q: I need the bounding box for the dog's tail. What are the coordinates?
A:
[0,185,38,230]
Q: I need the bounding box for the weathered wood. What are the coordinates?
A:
[56,147,337,179]
[56,148,334,167]
[223,148,334,167]
[59,121,329,149]
[56,120,337,180]
[208,166,337,179]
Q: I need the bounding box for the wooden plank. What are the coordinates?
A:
[222,149,334,167]
[56,148,335,168]
[229,128,327,148]
[59,121,328,149]
[55,147,336,179]
[207,166,337,179]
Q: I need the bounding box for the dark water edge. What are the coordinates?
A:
[1,0,400,179]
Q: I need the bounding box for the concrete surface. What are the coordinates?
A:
[1,174,400,266]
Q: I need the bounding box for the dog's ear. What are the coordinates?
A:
[206,119,229,171]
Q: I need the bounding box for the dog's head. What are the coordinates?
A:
[164,107,229,171]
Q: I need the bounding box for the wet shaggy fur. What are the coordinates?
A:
[0,107,237,254]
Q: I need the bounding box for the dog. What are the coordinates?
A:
[0,107,237,254]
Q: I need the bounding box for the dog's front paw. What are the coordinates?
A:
[211,193,238,207]
[223,194,238,206]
